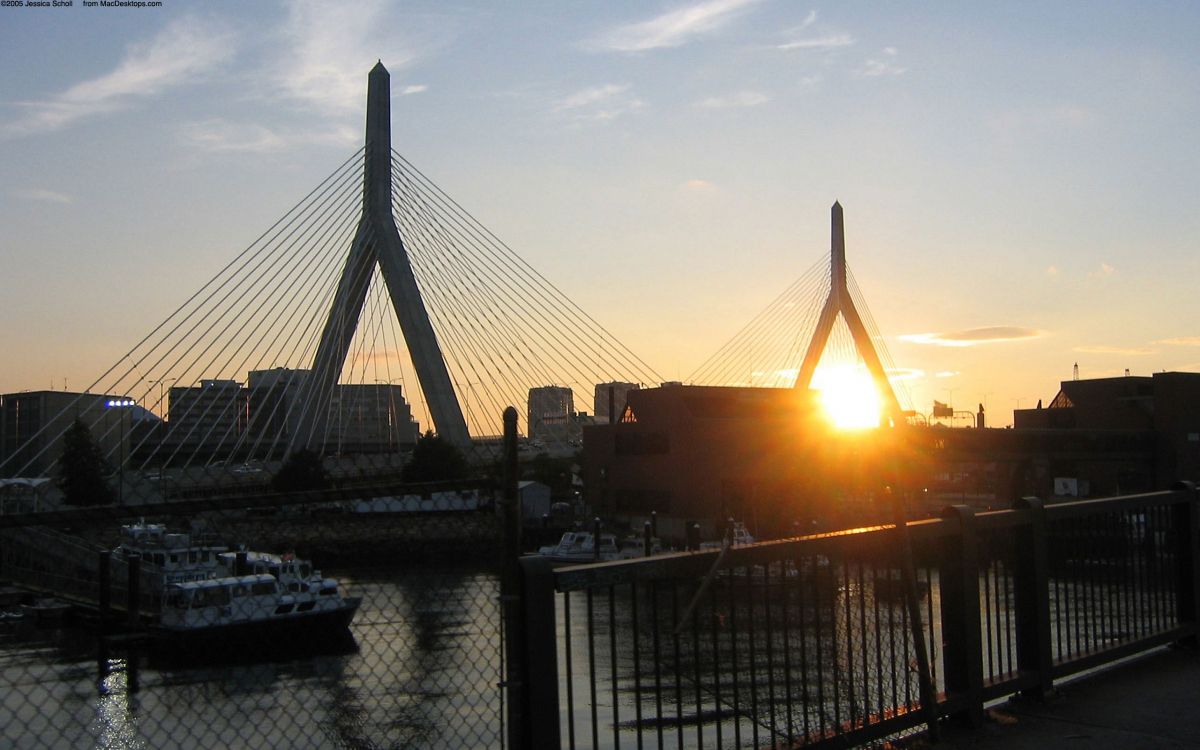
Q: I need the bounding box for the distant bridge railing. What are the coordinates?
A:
[505,483,1199,749]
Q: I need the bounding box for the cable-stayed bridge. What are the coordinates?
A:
[0,62,906,492]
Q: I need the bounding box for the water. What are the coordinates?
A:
[0,565,504,750]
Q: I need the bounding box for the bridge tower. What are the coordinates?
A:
[291,62,470,450]
[794,202,904,422]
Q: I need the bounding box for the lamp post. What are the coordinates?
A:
[106,398,136,504]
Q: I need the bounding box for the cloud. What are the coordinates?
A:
[2,15,234,138]
[900,326,1044,347]
[682,178,716,192]
[934,371,961,378]
[856,47,907,77]
[1088,262,1116,279]
[178,118,357,153]
[1072,345,1157,356]
[1156,337,1200,347]
[269,0,442,115]
[887,367,925,382]
[588,0,761,52]
[11,188,73,204]
[554,84,644,121]
[399,84,428,96]
[697,90,769,108]
[778,34,855,51]
[1045,265,1060,277]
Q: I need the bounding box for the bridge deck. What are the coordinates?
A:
[935,647,1200,749]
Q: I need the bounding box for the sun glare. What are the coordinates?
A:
[813,365,882,430]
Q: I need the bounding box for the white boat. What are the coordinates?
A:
[155,572,361,648]
[700,521,756,550]
[537,531,640,563]
[113,521,227,584]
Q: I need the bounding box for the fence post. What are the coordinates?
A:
[1172,481,1199,649]
[97,551,111,633]
[940,505,984,725]
[500,407,527,749]
[1012,496,1054,698]
[125,552,141,629]
[520,555,561,750]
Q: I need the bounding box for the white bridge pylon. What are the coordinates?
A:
[793,202,904,423]
[291,62,471,451]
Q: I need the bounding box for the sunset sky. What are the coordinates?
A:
[2,1,1198,427]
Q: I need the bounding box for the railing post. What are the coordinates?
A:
[520,555,561,750]
[940,505,984,725]
[1172,481,1199,648]
[500,407,527,749]
[1012,496,1054,698]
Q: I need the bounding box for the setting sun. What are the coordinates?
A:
[813,365,883,430]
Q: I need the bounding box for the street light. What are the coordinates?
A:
[106,398,135,504]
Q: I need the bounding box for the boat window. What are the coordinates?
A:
[250,581,276,596]
[274,604,295,615]
[297,601,315,612]
[154,553,166,565]
[319,587,338,596]
[191,589,208,608]
[300,564,311,578]
[167,591,191,609]
[200,551,210,562]
[232,584,247,598]
[169,553,179,564]
[210,587,232,606]
[188,551,197,564]
[286,582,308,593]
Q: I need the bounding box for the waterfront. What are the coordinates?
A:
[0,565,503,750]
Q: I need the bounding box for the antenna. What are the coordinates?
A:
[1073,362,1079,381]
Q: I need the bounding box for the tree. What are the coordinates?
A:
[272,449,329,492]
[58,418,116,506]
[402,431,469,483]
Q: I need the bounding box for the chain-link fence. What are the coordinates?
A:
[0,477,516,750]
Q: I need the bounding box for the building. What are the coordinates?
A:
[246,368,309,453]
[1011,371,1200,494]
[326,383,419,453]
[528,386,575,443]
[593,381,639,425]
[166,380,247,461]
[244,369,418,455]
[583,384,879,537]
[0,390,157,478]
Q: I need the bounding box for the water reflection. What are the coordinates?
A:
[0,565,502,750]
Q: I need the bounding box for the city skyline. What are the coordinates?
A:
[2,1,1198,427]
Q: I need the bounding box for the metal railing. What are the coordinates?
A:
[506,483,1199,749]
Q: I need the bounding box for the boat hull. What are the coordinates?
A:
[150,597,362,653]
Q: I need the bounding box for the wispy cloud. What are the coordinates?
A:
[697,90,769,108]
[2,16,234,138]
[935,371,961,378]
[1046,265,1060,277]
[887,367,925,382]
[1088,262,1116,280]
[11,188,73,204]
[682,178,716,192]
[554,84,644,121]
[178,118,357,154]
[1156,337,1200,347]
[588,0,761,52]
[1073,345,1157,356]
[778,34,855,51]
[856,47,907,77]
[399,84,428,96]
[268,0,444,115]
[901,326,1044,347]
